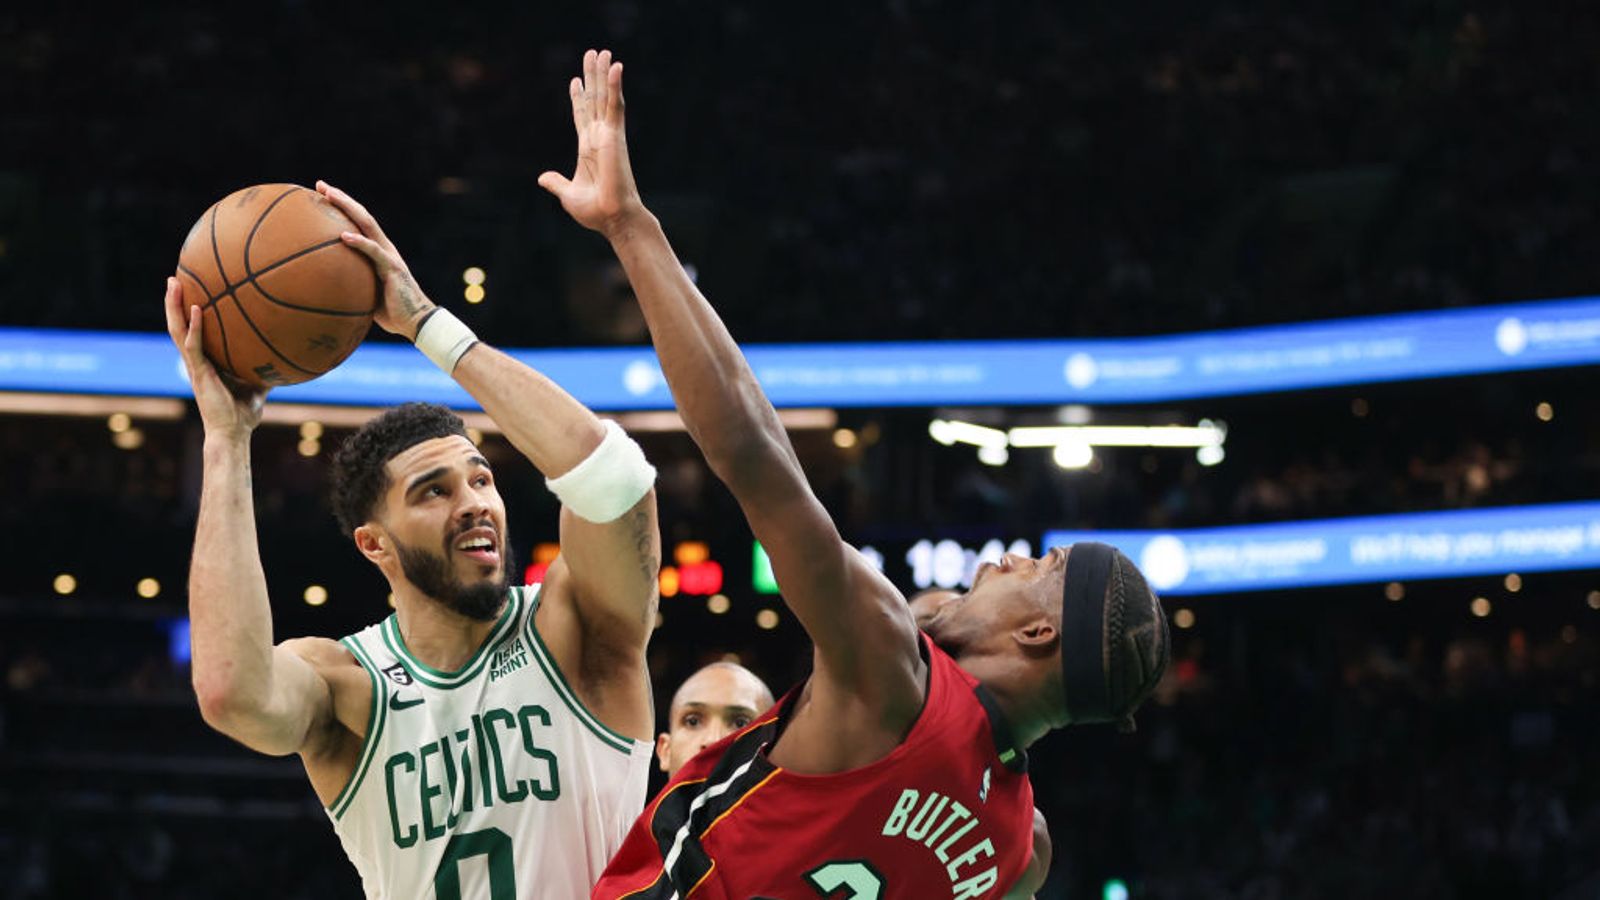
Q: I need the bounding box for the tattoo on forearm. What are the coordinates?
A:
[398,274,428,318]
[631,505,659,588]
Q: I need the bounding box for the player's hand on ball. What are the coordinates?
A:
[164,277,266,438]
[316,181,438,340]
[538,48,646,239]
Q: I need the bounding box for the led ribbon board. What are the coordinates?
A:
[3,294,1599,408]
[1043,502,1600,596]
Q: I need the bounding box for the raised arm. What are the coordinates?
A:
[166,278,340,758]
[317,184,660,737]
[538,51,922,724]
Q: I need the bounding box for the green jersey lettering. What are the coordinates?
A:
[516,705,562,801]
[419,741,447,841]
[385,752,418,849]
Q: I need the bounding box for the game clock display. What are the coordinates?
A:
[753,536,1033,594]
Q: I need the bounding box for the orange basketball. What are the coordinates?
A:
[175,183,377,388]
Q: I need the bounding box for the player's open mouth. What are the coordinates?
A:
[973,561,998,586]
[454,527,500,565]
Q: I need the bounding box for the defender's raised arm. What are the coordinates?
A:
[540,51,924,745]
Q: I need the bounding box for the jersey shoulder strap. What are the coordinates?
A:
[325,626,392,820]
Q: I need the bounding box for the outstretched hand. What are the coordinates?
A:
[164,277,266,440]
[316,180,437,340]
[538,49,646,239]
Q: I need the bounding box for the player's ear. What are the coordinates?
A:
[354,523,389,566]
[1013,617,1059,654]
[654,733,672,773]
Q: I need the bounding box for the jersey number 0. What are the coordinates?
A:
[434,828,515,900]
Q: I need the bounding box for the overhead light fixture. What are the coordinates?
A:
[929,419,1007,449]
[930,416,1226,467]
[1052,440,1093,470]
[1008,421,1226,449]
[977,445,1009,466]
[1058,404,1093,425]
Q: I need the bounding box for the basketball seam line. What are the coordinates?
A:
[178,265,236,375]
[203,202,239,372]
[240,187,370,319]
[227,292,319,377]
[220,188,322,379]
[250,246,373,317]
[244,187,302,267]
[198,238,358,315]
[184,187,368,382]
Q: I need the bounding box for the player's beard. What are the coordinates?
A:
[393,522,510,622]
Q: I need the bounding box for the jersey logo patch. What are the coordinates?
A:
[979,767,991,804]
[488,637,529,681]
[382,662,414,686]
[389,692,424,712]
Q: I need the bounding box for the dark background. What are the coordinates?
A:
[1,3,1597,898]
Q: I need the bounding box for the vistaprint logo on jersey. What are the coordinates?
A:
[489,637,529,681]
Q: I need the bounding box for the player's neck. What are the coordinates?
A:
[952,649,1061,748]
[390,588,507,672]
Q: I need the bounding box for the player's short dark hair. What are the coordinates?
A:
[1103,551,1170,729]
[329,402,469,538]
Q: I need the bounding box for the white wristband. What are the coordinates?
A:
[414,308,479,374]
[545,420,657,523]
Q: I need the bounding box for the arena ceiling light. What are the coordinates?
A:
[928,419,1008,449]
[1007,422,1227,449]
[929,417,1227,466]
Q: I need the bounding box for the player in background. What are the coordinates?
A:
[655,662,774,778]
[540,51,1170,899]
[167,182,660,899]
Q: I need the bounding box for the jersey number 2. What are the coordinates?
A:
[806,860,886,899]
[434,827,515,900]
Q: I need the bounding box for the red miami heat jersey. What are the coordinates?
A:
[593,633,1035,900]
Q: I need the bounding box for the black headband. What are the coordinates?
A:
[1061,541,1116,724]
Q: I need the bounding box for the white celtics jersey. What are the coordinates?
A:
[324,584,652,900]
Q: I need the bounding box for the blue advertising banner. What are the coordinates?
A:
[3,294,1599,409]
[1042,502,1600,595]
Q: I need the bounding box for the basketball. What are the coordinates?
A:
[175,183,378,388]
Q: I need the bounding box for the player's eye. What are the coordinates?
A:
[731,715,751,729]
[426,485,446,497]
[682,714,701,728]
